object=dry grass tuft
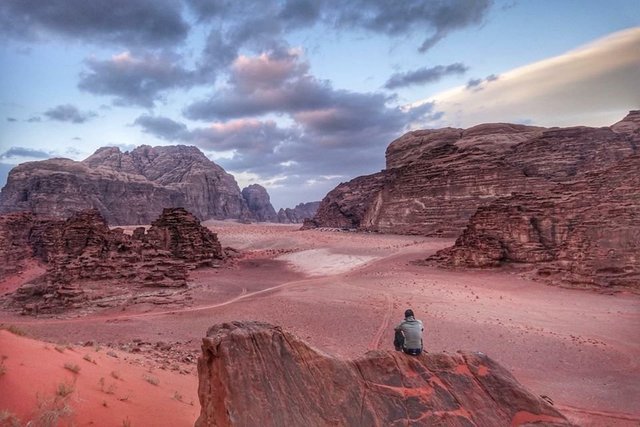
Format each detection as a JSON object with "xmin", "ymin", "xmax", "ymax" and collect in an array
[
  {"xmin": 63, "ymin": 363, "xmax": 81, "ymax": 374},
  {"xmin": 143, "ymin": 373, "xmax": 159, "ymax": 386},
  {"xmin": 0, "ymin": 324, "xmax": 27, "ymax": 336}
]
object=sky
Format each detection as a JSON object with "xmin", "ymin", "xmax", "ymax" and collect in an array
[{"xmin": 0, "ymin": 1, "xmax": 638, "ymax": 210}]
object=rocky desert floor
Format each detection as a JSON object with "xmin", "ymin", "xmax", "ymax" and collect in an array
[{"xmin": 1, "ymin": 222, "xmax": 639, "ymax": 426}]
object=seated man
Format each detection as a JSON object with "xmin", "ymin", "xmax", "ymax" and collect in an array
[{"xmin": 394, "ymin": 309, "xmax": 423, "ymax": 356}]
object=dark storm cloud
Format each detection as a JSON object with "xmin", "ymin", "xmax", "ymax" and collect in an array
[
  {"xmin": 43, "ymin": 104, "xmax": 97, "ymax": 123},
  {"xmin": 385, "ymin": 63, "xmax": 469, "ymax": 89},
  {"xmin": 78, "ymin": 52, "xmax": 196, "ymax": 107},
  {"xmin": 0, "ymin": 147, "xmax": 51, "ymax": 160},
  {"xmin": 187, "ymin": 0, "xmax": 492, "ymax": 55},
  {"xmin": 0, "ymin": 0, "xmax": 189, "ymax": 47}
]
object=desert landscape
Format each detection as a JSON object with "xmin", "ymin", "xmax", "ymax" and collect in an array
[
  {"xmin": 1, "ymin": 2, "xmax": 639, "ymax": 425},
  {"xmin": 1, "ymin": 220, "xmax": 638, "ymax": 426}
]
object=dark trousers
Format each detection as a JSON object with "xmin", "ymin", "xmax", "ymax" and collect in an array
[{"xmin": 403, "ymin": 348, "xmax": 422, "ymax": 356}]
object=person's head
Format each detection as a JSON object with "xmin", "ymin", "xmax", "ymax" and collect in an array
[{"xmin": 404, "ymin": 309, "xmax": 414, "ymax": 319}]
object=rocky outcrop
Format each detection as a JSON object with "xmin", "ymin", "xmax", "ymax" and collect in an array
[
  {"xmin": 309, "ymin": 112, "xmax": 638, "ymax": 236},
  {"xmin": 277, "ymin": 201, "xmax": 320, "ymax": 224},
  {"xmin": 429, "ymin": 154, "xmax": 640, "ymax": 291},
  {"xmin": 1, "ymin": 208, "xmax": 225, "ymax": 313},
  {"xmin": 241, "ymin": 184, "xmax": 278, "ymax": 222},
  {"xmin": 196, "ymin": 321, "xmax": 571, "ymax": 427},
  {"xmin": 0, "ymin": 145, "xmax": 251, "ymax": 225}
]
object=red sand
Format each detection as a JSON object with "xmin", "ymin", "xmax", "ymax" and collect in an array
[{"xmin": 1, "ymin": 222, "xmax": 639, "ymax": 426}]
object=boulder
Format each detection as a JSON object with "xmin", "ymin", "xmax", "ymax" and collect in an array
[{"xmin": 196, "ymin": 321, "xmax": 571, "ymax": 427}]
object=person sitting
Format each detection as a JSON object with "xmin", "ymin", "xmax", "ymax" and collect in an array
[{"xmin": 394, "ymin": 309, "xmax": 423, "ymax": 356}]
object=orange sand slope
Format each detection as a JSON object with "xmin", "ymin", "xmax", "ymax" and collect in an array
[{"xmin": 0, "ymin": 330, "xmax": 198, "ymax": 426}]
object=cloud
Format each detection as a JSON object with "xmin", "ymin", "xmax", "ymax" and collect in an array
[
  {"xmin": 385, "ymin": 63, "xmax": 468, "ymax": 89},
  {"xmin": 78, "ymin": 51, "xmax": 196, "ymax": 107},
  {"xmin": 0, "ymin": 0, "xmax": 189, "ymax": 47},
  {"xmin": 27, "ymin": 116, "xmax": 42, "ymax": 123},
  {"xmin": 187, "ymin": 0, "xmax": 492, "ymax": 57},
  {"xmin": 0, "ymin": 146, "xmax": 51, "ymax": 161},
  {"xmin": 6, "ymin": 117, "xmax": 17, "ymax": 122},
  {"xmin": 134, "ymin": 115, "xmax": 189, "ymax": 141},
  {"xmin": 419, "ymin": 28, "xmax": 640, "ymax": 128},
  {"xmin": 43, "ymin": 104, "xmax": 97, "ymax": 123},
  {"xmin": 465, "ymin": 73, "xmax": 499, "ymax": 90}
]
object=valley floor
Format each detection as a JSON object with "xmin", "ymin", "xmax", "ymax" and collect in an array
[{"xmin": 1, "ymin": 222, "xmax": 639, "ymax": 426}]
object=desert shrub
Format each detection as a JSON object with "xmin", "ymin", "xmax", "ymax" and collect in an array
[
  {"xmin": 82, "ymin": 354, "xmax": 96, "ymax": 364},
  {"xmin": 143, "ymin": 373, "xmax": 159, "ymax": 386},
  {"xmin": 56, "ymin": 381, "xmax": 75, "ymax": 398},
  {"xmin": 110, "ymin": 370, "xmax": 121, "ymax": 380},
  {"xmin": 0, "ymin": 409, "xmax": 22, "ymax": 427},
  {"xmin": 63, "ymin": 363, "xmax": 80, "ymax": 374},
  {"xmin": 0, "ymin": 355, "xmax": 7, "ymax": 376},
  {"xmin": 32, "ymin": 392, "xmax": 74, "ymax": 427},
  {"xmin": 0, "ymin": 324, "xmax": 27, "ymax": 336}
]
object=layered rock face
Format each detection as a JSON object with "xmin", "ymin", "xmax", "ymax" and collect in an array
[
  {"xmin": 277, "ymin": 201, "xmax": 320, "ymax": 224},
  {"xmin": 241, "ymin": 184, "xmax": 278, "ymax": 222},
  {"xmin": 429, "ymin": 154, "xmax": 640, "ymax": 290},
  {"xmin": 1, "ymin": 208, "xmax": 224, "ymax": 313},
  {"xmin": 0, "ymin": 145, "xmax": 251, "ymax": 225},
  {"xmin": 196, "ymin": 321, "xmax": 570, "ymax": 427},
  {"xmin": 309, "ymin": 112, "xmax": 639, "ymax": 236}
]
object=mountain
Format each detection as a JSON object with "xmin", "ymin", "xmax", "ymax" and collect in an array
[
  {"xmin": 0, "ymin": 145, "xmax": 251, "ymax": 225},
  {"xmin": 306, "ymin": 112, "xmax": 639, "ymax": 236},
  {"xmin": 277, "ymin": 201, "xmax": 320, "ymax": 224},
  {"xmin": 241, "ymin": 184, "xmax": 278, "ymax": 222},
  {"xmin": 196, "ymin": 321, "xmax": 571, "ymax": 426}
]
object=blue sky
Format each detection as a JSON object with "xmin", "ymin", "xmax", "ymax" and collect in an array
[{"xmin": 0, "ymin": 0, "xmax": 638, "ymax": 209}]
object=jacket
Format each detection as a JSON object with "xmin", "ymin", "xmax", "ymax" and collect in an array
[{"xmin": 395, "ymin": 316, "xmax": 423, "ymax": 349}]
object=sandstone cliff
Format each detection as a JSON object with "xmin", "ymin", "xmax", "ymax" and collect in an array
[
  {"xmin": 0, "ymin": 145, "xmax": 251, "ymax": 225},
  {"xmin": 428, "ymin": 154, "xmax": 640, "ymax": 291},
  {"xmin": 309, "ymin": 112, "xmax": 639, "ymax": 236},
  {"xmin": 277, "ymin": 201, "xmax": 320, "ymax": 224},
  {"xmin": 241, "ymin": 184, "xmax": 278, "ymax": 222},
  {"xmin": 196, "ymin": 321, "xmax": 571, "ymax": 427},
  {"xmin": 1, "ymin": 208, "xmax": 224, "ymax": 314}
]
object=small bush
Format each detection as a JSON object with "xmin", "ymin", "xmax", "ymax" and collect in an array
[
  {"xmin": 173, "ymin": 391, "xmax": 183, "ymax": 402},
  {"xmin": 54, "ymin": 345, "xmax": 66, "ymax": 354},
  {"xmin": 143, "ymin": 374, "xmax": 159, "ymax": 386},
  {"xmin": 56, "ymin": 381, "xmax": 75, "ymax": 398},
  {"xmin": 0, "ymin": 324, "xmax": 27, "ymax": 336},
  {"xmin": 83, "ymin": 354, "xmax": 96, "ymax": 364},
  {"xmin": 110, "ymin": 370, "xmax": 121, "ymax": 380},
  {"xmin": 33, "ymin": 392, "xmax": 74, "ymax": 427},
  {"xmin": 0, "ymin": 410, "xmax": 21, "ymax": 427},
  {"xmin": 63, "ymin": 363, "xmax": 81, "ymax": 374},
  {"xmin": 0, "ymin": 355, "xmax": 7, "ymax": 376},
  {"xmin": 122, "ymin": 417, "xmax": 132, "ymax": 427}
]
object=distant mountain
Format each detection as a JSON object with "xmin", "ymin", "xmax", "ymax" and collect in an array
[
  {"xmin": 277, "ymin": 201, "xmax": 320, "ymax": 224},
  {"xmin": 0, "ymin": 145, "xmax": 251, "ymax": 225}
]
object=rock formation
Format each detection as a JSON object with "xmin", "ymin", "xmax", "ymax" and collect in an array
[
  {"xmin": 308, "ymin": 112, "xmax": 639, "ymax": 235},
  {"xmin": 196, "ymin": 321, "xmax": 571, "ymax": 426},
  {"xmin": 428, "ymin": 154, "xmax": 640, "ymax": 291},
  {"xmin": 1, "ymin": 208, "xmax": 225, "ymax": 313},
  {"xmin": 241, "ymin": 184, "xmax": 278, "ymax": 222},
  {"xmin": 0, "ymin": 145, "xmax": 251, "ymax": 225},
  {"xmin": 277, "ymin": 201, "xmax": 320, "ymax": 224}
]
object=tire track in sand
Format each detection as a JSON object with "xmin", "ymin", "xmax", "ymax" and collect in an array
[{"xmin": 369, "ymin": 292, "xmax": 392, "ymax": 350}]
